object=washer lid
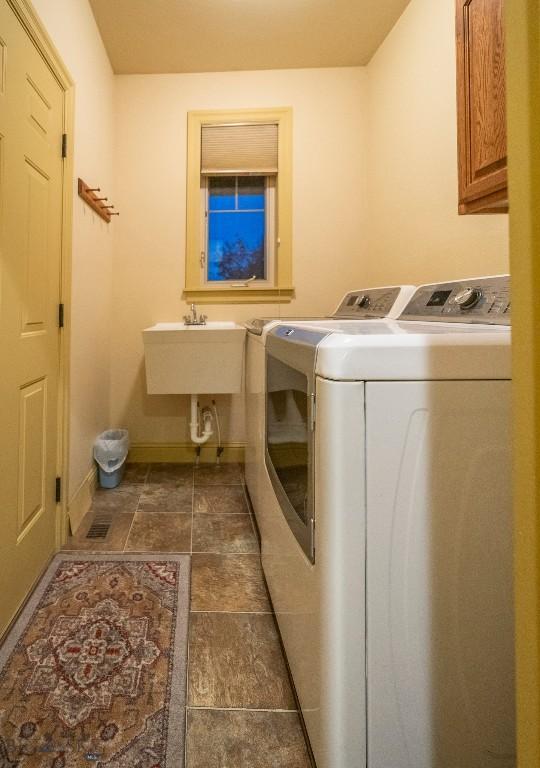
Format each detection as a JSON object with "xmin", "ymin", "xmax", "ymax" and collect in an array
[{"xmin": 311, "ymin": 320, "xmax": 511, "ymax": 381}]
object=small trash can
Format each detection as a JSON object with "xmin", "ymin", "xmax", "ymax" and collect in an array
[{"xmin": 93, "ymin": 429, "xmax": 129, "ymax": 489}]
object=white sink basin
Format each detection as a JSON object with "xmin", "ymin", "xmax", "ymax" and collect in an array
[
  {"xmin": 142, "ymin": 321, "xmax": 246, "ymax": 394},
  {"xmin": 148, "ymin": 321, "xmax": 239, "ymax": 331}
]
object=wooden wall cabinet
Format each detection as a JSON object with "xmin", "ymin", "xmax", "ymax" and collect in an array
[{"xmin": 456, "ymin": 0, "xmax": 508, "ymax": 214}]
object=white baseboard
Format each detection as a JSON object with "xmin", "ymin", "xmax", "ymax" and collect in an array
[
  {"xmin": 68, "ymin": 465, "xmax": 98, "ymax": 534},
  {"xmin": 128, "ymin": 442, "xmax": 245, "ymax": 464}
]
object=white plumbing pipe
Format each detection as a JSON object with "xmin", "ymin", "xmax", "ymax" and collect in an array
[{"xmin": 190, "ymin": 394, "xmax": 213, "ymax": 445}]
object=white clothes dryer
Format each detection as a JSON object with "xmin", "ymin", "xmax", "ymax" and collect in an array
[{"xmin": 263, "ymin": 275, "xmax": 514, "ymax": 768}]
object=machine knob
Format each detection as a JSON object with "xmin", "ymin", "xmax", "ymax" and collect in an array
[
  {"xmin": 454, "ymin": 287, "xmax": 483, "ymax": 310},
  {"xmin": 357, "ymin": 294, "xmax": 370, "ymax": 309}
]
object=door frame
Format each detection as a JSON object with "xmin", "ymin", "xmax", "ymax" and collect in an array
[
  {"xmin": 6, "ymin": 0, "xmax": 74, "ymax": 549},
  {"xmin": 506, "ymin": 0, "xmax": 540, "ymax": 764}
]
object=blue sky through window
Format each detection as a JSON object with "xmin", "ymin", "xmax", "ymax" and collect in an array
[{"xmin": 207, "ymin": 176, "xmax": 266, "ymax": 281}]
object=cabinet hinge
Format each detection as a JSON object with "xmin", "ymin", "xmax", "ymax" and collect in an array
[
  {"xmin": 55, "ymin": 477, "xmax": 62, "ymax": 503},
  {"xmin": 61, "ymin": 133, "xmax": 67, "ymax": 159},
  {"xmin": 58, "ymin": 303, "xmax": 64, "ymax": 329},
  {"xmin": 310, "ymin": 393, "xmax": 316, "ymax": 430}
]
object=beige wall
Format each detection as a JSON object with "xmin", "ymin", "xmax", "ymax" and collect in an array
[
  {"xmin": 31, "ymin": 0, "xmax": 115, "ymax": 495},
  {"xmin": 112, "ymin": 68, "xmax": 369, "ymax": 446},
  {"xmin": 31, "ymin": 0, "xmax": 511, "ymax": 460},
  {"xmin": 364, "ymin": 0, "xmax": 509, "ymax": 286}
]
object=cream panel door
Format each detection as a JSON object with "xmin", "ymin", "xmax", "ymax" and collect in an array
[{"xmin": 0, "ymin": 0, "xmax": 64, "ymax": 635}]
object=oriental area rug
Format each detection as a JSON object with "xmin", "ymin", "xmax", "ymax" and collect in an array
[{"xmin": 0, "ymin": 553, "xmax": 190, "ymax": 767}]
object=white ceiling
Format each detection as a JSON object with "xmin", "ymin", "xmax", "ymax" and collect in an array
[{"xmin": 88, "ymin": 0, "xmax": 411, "ymax": 75}]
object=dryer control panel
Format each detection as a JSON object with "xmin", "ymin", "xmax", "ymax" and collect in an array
[
  {"xmin": 333, "ymin": 285, "xmax": 412, "ymax": 319},
  {"xmin": 400, "ymin": 275, "xmax": 510, "ymax": 325}
]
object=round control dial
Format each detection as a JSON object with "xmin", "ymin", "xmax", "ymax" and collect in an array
[
  {"xmin": 454, "ymin": 287, "xmax": 483, "ymax": 310},
  {"xmin": 356, "ymin": 295, "xmax": 370, "ymax": 309}
]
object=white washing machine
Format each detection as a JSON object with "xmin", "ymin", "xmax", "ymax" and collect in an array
[
  {"xmin": 263, "ymin": 275, "xmax": 514, "ymax": 768},
  {"xmin": 244, "ymin": 284, "xmax": 416, "ymax": 543}
]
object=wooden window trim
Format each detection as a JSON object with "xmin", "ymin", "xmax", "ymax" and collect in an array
[{"xmin": 185, "ymin": 107, "xmax": 293, "ymax": 304}]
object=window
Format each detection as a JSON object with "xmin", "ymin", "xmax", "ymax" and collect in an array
[
  {"xmin": 185, "ymin": 108, "xmax": 293, "ymax": 303},
  {"xmin": 204, "ymin": 175, "xmax": 274, "ymax": 285}
]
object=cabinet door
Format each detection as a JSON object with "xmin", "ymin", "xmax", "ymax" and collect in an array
[{"xmin": 456, "ymin": 0, "xmax": 508, "ymax": 214}]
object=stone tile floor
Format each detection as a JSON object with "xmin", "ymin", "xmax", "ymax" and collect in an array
[{"xmin": 63, "ymin": 462, "xmax": 313, "ymax": 767}]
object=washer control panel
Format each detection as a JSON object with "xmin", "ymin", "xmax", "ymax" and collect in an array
[
  {"xmin": 334, "ymin": 286, "xmax": 402, "ymax": 318},
  {"xmin": 400, "ymin": 275, "xmax": 510, "ymax": 325}
]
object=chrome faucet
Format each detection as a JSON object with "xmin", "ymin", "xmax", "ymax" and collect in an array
[{"xmin": 183, "ymin": 303, "xmax": 207, "ymax": 326}]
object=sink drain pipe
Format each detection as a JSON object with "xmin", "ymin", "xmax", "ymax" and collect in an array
[
  {"xmin": 190, "ymin": 394, "xmax": 213, "ymax": 446},
  {"xmin": 212, "ymin": 400, "xmax": 224, "ymax": 464}
]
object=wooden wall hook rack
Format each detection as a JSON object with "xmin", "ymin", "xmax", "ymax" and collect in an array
[{"xmin": 78, "ymin": 178, "xmax": 120, "ymax": 223}]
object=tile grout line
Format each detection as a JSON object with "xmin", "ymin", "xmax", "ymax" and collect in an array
[
  {"xmin": 190, "ymin": 551, "xmax": 261, "ymax": 556},
  {"xmin": 122, "ymin": 489, "xmax": 143, "ymax": 552},
  {"xmin": 104, "ymin": 510, "xmax": 248, "ymax": 516},
  {"xmin": 190, "ymin": 551, "xmax": 262, "ymax": 564},
  {"xmin": 192, "ymin": 511, "xmax": 251, "ymax": 516},
  {"xmin": 118, "ymin": 464, "xmax": 151, "ymax": 552},
  {"xmin": 192, "ymin": 550, "xmax": 259, "ymax": 555},
  {"xmin": 63, "ymin": 548, "xmax": 261, "ymax": 556},
  {"xmin": 242, "ymin": 482, "xmax": 260, "ymax": 544},
  {"xmin": 185, "ymin": 464, "xmax": 195, "ymax": 768},
  {"xmin": 190, "ymin": 465, "xmax": 195, "ymax": 556},
  {"xmin": 190, "ymin": 610, "xmax": 274, "ymax": 615},
  {"xmin": 187, "ymin": 706, "xmax": 299, "ymax": 714},
  {"xmin": 192, "ymin": 511, "xmax": 251, "ymax": 515}
]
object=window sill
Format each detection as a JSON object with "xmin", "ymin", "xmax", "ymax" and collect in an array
[{"xmin": 183, "ymin": 287, "xmax": 294, "ymax": 304}]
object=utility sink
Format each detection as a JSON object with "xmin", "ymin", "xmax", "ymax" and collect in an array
[{"xmin": 142, "ymin": 322, "xmax": 246, "ymax": 394}]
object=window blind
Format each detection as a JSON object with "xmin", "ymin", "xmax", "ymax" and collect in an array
[{"xmin": 201, "ymin": 123, "xmax": 278, "ymax": 175}]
